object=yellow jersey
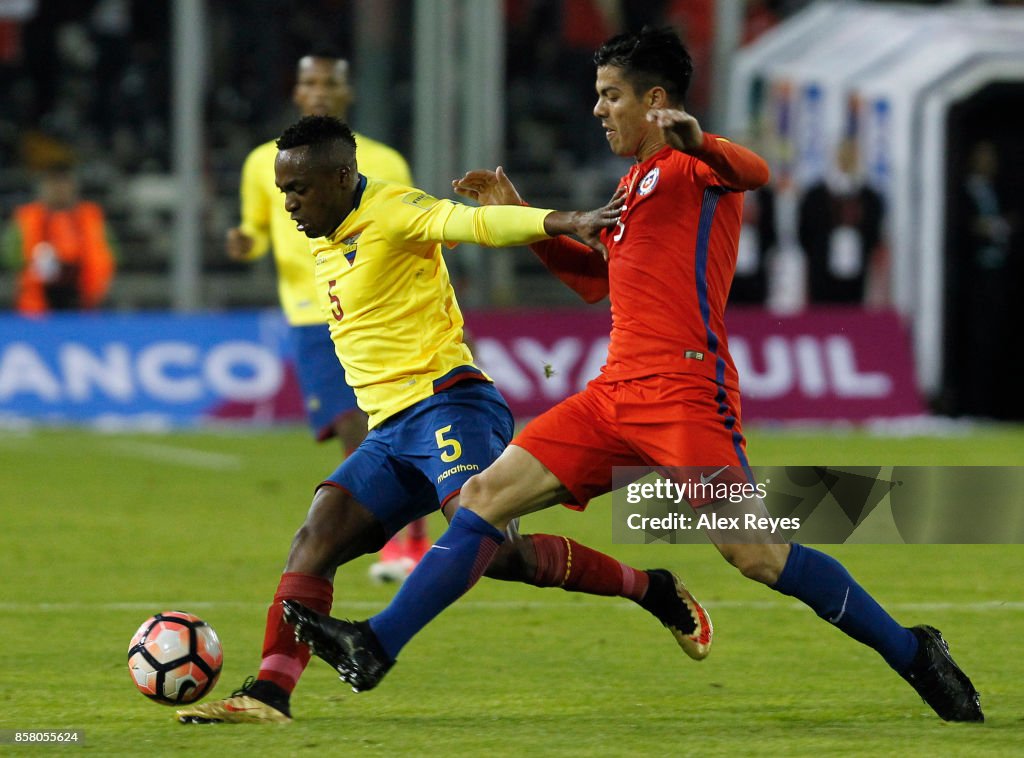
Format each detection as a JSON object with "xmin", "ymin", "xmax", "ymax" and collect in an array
[
  {"xmin": 237, "ymin": 132, "xmax": 412, "ymax": 325},
  {"xmin": 311, "ymin": 176, "xmax": 553, "ymax": 428}
]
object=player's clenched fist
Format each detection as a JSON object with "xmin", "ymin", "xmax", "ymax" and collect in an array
[
  {"xmin": 225, "ymin": 227, "xmax": 255, "ymax": 260},
  {"xmin": 647, "ymin": 107, "xmax": 704, "ymax": 152}
]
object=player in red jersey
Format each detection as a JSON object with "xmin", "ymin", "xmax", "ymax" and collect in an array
[{"xmin": 284, "ymin": 27, "xmax": 982, "ymax": 723}]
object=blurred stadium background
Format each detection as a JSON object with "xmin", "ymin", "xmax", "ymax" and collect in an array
[
  {"xmin": 2, "ymin": 0, "xmax": 1022, "ymax": 432},
  {"xmin": 0, "ymin": 0, "xmax": 1019, "ymax": 430}
]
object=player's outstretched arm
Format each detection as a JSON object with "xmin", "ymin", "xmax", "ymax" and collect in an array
[
  {"xmin": 648, "ymin": 108, "xmax": 769, "ymax": 191},
  {"xmin": 453, "ymin": 168, "xmax": 612, "ymax": 301},
  {"xmin": 453, "ymin": 167, "xmax": 624, "ymax": 249}
]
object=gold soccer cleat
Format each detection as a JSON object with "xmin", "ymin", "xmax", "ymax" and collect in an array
[{"xmin": 176, "ymin": 679, "xmax": 291, "ymax": 725}]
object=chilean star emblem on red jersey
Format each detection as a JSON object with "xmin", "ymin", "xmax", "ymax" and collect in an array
[{"xmin": 637, "ymin": 167, "xmax": 660, "ymax": 197}]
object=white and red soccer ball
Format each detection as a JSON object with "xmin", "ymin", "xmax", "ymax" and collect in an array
[{"xmin": 127, "ymin": 611, "xmax": 223, "ymax": 705}]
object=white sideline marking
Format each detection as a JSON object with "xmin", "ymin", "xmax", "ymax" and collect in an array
[
  {"xmin": 0, "ymin": 435, "xmax": 241, "ymax": 470},
  {"xmin": 102, "ymin": 440, "xmax": 242, "ymax": 470},
  {"xmin": 2, "ymin": 600, "xmax": 1023, "ymax": 613}
]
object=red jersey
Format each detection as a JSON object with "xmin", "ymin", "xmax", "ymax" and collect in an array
[{"xmin": 533, "ymin": 134, "xmax": 769, "ymax": 390}]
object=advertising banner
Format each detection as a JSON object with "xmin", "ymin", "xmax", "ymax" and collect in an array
[
  {"xmin": 468, "ymin": 306, "xmax": 924, "ymax": 421},
  {"xmin": 0, "ymin": 307, "xmax": 923, "ymax": 428},
  {"xmin": 724, "ymin": 307, "xmax": 924, "ymax": 420},
  {"xmin": 0, "ymin": 312, "xmax": 303, "ymax": 430}
]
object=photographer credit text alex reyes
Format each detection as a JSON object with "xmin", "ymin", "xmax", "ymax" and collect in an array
[{"xmin": 620, "ymin": 472, "xmax": 798, "ymax": 541}]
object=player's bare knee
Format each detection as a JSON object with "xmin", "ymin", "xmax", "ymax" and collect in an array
[
  {"xmin": 458, "ymin": 471, "xmax": 488, "ymax": 507},
  {"xmin": 460, "ymin": 470, "xmax": 510, "ymax": 524}
]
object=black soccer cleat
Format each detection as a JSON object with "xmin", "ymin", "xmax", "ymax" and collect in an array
[
  {"xmin": 281, "ymin": 600, "xmax": 394, "ymax": 693},
  {"xmin": 901, "ymin": 625, "xmax": 983, "ymax": 722},
  {"xmin": 636, "ymin": 569, "xmax": 713, "ymax": 660}
]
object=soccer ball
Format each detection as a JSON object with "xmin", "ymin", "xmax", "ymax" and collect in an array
[{"xmin": 127, "ymin": 611, "xmax": 223, "ymax": 705}]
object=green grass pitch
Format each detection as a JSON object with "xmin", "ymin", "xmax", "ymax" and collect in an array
[{"xmin": 1, "ymin": 425, "xmax": 1021, "ymax": 756}]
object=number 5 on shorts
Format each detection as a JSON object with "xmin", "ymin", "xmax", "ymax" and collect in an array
[{"xmin": 434, "ymin": 425, "xmax": 462, "ymax": 463}]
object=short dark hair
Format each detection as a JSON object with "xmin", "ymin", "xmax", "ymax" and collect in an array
[
  {"xmin": 594, "ymin": 27, "xmax": 693, "ymax": 104},
  {"xmin": 276, "ymin": 115, "xmax": 357, "ymax": 166}
]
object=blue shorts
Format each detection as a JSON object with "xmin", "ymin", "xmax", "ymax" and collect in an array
[
  {"xmin": 289, "ymin": 324, "xmax": 359, "ymax": 441},
  {"xmin": 320, "ymin": 381, "xmax": 513, "ymax": 537}
]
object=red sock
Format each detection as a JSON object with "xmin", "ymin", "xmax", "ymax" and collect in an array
[
  {"xmin": 528, "ymin": 534, "xmax": 649, "ymax": 601},
  {"xmin": 405, "ymin": 518, "xmax": 431, "ymax": 562},
  {"xmin": 407, "ymin": 517, "xmax": 429, "ymax": 540},
  {"xmin": 379, "ymin": 534, "xmax": 404, "ymax": 562},
  {"xmin": 256, "ymin": 572, "xmax": 333, "ymax": 694}
]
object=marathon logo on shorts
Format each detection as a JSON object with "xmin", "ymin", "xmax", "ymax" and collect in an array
[
  {"xmin": 637, "ymin": 167, "xmax": 660, "ymax": 196},
  {"xmin": 437, "ymin": 463, "xmax": 481, "ymax": 484},
  {"xmin": 403, "ymin": 191, "xmax": 440, "ymax": 211}
]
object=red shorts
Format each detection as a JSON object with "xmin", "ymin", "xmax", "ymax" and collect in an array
[{"xmin": 512, "ymin": 374, "xmax": 750, "ymax": 509}]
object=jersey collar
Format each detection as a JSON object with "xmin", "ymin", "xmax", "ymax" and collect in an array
[
  {"xmin": 351, "ymin": 173, "xmax": 368, "ymax": 210},
  {"xmin": 635, "ymin": 144, "xmax": 673, "ymax": 169},
  {"xmin": 328, "ymin": 174, "xmax": 368, "ymax": 243}
]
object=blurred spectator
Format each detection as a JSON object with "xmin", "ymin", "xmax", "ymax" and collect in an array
[
  {"xmin": 732, "ymin": 122, "xmax": 781, "ymax": 305},
  {"xmin": 0, "ymin": 0, "xmax": 35, "ymax": 64},
  {"xmin": 2, "ymin": 161, "xmax": 117, "ymax": 314},
  {"xmin": 959, "ymin": 140, "xmax": 1011, "ymax": 277},
  {"xmin": 797, "ymin": 136, "xmax": 886, "ymax": 305},
  {"xmin": 732, "ymin": 181, "xmax": 777, "ymax": 304},
  {"xmin": 949, "ymin": 139, "xmax": 1014, "ymax": 415}
]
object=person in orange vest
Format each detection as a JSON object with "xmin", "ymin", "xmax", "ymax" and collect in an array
[{"xmin": 3, "ymin": 162, "xmax": 117, "ymax": 314}]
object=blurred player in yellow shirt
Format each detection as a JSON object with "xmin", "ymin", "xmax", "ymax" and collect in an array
[{"xmin": 227, "ymin": 52, "xmax": 425, "ymax": 583}]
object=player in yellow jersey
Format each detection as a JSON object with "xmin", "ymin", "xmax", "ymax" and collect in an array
[
  {"xmin": 176, "ymin": 115, "xmax": 713, "ymax": 724},
  {"xmin": 228, "ymin": 51, "xmax": 427, "ymax": 583}
]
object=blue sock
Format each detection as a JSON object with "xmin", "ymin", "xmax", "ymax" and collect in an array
[
  {"xmin": 369, "ymin": 508, "xmax": 504, "ymax": 660},
  {"xmin": 773, "ymin": 543, "xmax": 918, "ymax": 673}
]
